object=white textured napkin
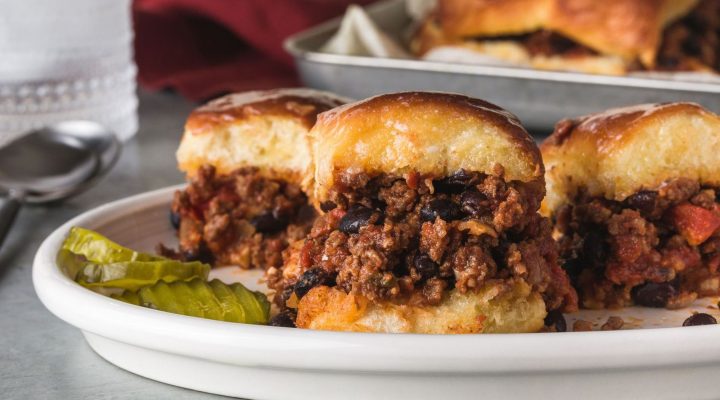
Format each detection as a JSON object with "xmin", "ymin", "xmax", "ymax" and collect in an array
[
  {"xmin": 321, "ymin": 4, "xmax": 411, "ymax": 58},
  {"xmin": 0, "ymin": 0, "xmax": 138, "ymax": 148}
]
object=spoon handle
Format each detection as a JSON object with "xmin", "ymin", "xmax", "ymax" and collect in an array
[{"xmin": 0, "ymin": 192, "xmax": 22, "ymax": 250}]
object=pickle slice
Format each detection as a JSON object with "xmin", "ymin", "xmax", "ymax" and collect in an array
[
  {"xmin": 77, "ymin": 260, "xmax": 210, "ymax": 291},
  {"xmin": 232, "ymin": 282, "xmax": 269, "ymax": 323},
  {"xmin": 62, "ymin": 227, "xmax": 164, "ymax": 264},
  {"xmin": 208, "ymin": 279, "xmax": 246, "ymax": 322},
  {"xmin": 58, "ymin": 227, "xmax": 210, "ymax": 291},
  {"xmin": 113, "ymin": 279, "xmax": 270, "ymax": 324},
  {"xmin": 60, "ymin": 227, "xmax": 269, "ymax": 324}
]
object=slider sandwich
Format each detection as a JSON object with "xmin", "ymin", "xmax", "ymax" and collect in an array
[
  {"xmin": 542, "ymin": 102, "xmax": 720, "ymax": 309},
  {"xmin": 412, "ymin": 0, "xmax": 720, "ymax": 75},
  {"xmin": 167, "ymin": 89, "xmax": 347, "ymax": 269},
  {"xmin": 270, "ymin": 92, "xmax": 578, "ymax": 333}
]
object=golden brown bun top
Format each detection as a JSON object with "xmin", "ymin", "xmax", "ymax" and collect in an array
[
  {"xmin": 410, "ymin": 16, "xmax": 630, "ymax": 76},
  {"xmin": 310, "ymin": 91, "xmax": 543, "ymax": 202},
  {"xmin": 541, "ymin": 102, "xmax": 720, "ymax": 214},
  {"xmin": 185, "ymin": 88, "xmax": 348, "ymax": 135},
  {"xmin": 177, "ymin": 89, "xmax": 348, "ymax": 183},
  {"xmin": 439, "ymin": 0, "xmax": 551, "ymax": 38},
  {"xmin": 438, "ymin": 0, "xmax": 699, "ymax": 66}
]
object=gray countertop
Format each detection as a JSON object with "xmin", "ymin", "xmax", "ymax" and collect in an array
[{"xmin": 0, "ymin": 91, "xmax": 228, "ymax": 399}]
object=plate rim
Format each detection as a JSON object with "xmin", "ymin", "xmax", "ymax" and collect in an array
[{"xmin": 32, "ymin": 185, "xmax": 720, "ymax": 374}]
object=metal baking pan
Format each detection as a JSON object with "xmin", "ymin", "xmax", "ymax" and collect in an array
[{"xmin": 284, "ymin": 0, "xmax": 720, "ymax": 132}]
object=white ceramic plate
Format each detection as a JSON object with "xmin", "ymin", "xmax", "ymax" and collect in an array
[{"xmin": 34, "ymin": 186, "xmax": 720, "ymax": 400}]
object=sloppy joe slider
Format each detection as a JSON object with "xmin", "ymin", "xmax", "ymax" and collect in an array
[
  {"xmin": 270, "ymin": 92, "xmax": 578, "ymax": 333},
  {"xmin": 166, "ymin": 89, "xmax": 347, "ymax": 269},
  {"xmin": 412, "ymin": 0, "xmax": 719, "ymax": 75},
  {"xmin": 542, "ymin": 102, "xmax": 720, "ymax": 309}
]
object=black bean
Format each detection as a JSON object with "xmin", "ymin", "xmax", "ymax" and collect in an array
[
  {"xmin": 632, "ymin": 282, "xmax": 676, "ymax": 308},
  {"xmin": 182, "ymin": 244, "xmax": 214, "ymax": 264},
  {"xmin": 460, "ymin": 189, "xmax": 486, "ymax": 216},
  {"xmin": 433, "ymin": 170, "xmax": 475, "ymax": 194},
  {"xmin": 169, "ymin": 210, "xmax": 181, "ymax": 230},
  {"xmin": 197, "ymin": 246, "xmax": 214, "ymax": 264},
  {"xmin": 433, "ymin": 181, "xmax": 464, "ymax": 194},
  {"xmin": 182, "ymin": 250, "xmax": 197, "ymax": 261},
  {"xmin": 683, "ymin": 313, "xmax": 717, "ymax": 327},
  {"xmin": 544, "ymin": 310, "xmax": 567, "ymax": 332},
  {"xmin": 339, "ymin": 206, "xmax": 377, "ymax": 234},
  {"xmin": 296, "ymin": 204, "xmax": 317, "ymax": 224},
  {"xmin": 625, "ymin": 190, "xmax": 658, "ymax": 215},
  {"xmin": 582, "ymin": 230, "xmax": 608, "ymax": 264},
  {"xmin": 413, "ymin": 254, "xmax": 439, "ymax": 281},
  {"xmin": 269, "ymin": 311, "xmax": 296, "ymax": 328},
  {"xmin": 561, "ymin": 258, "xmax": 582, "ymax": 283},
  {"xmin": 277, "ymin": 287, "xmax": 295, "ymax": 306},
  {"xmin": 393, "ymin": 256, "xmax": 410, "ymax": 277},
  {"xmin": 320, "ymin": 201, "xmax": 337, "ymax": 212},
  {"xmin": 420, "ymin": 199, "xmax": 462, "ymax": 222},
  {"xmin": 272, "ymin": 205, "xmax": 294, "ymax": 221},
  {"xmin": 293, "ymin": 268, "xmax": 334, "ymax": 299},
  {"xmin": 250, "ymin": 211, "xmax": 288, "ymax": 234}
]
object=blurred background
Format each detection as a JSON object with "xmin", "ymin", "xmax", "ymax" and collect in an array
[
  {"xmin": 130, "ymin": 0, "xmax": 720, "ymax": 131},
  {"xmin": 132, "ymin": 0, "xmax": 375, "ymax": 101},
  {"xmin": 2, "ymin": 0, "xmax": 717, "ymax": 143},
  {"xmin": 0, "ymin": 0, "xmax": 374, "ymax": 147}
]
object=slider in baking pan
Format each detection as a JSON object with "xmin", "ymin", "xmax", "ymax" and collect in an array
[{"xmin": 413, "ymin": 0, "xmax": 720, "ymax": 75}]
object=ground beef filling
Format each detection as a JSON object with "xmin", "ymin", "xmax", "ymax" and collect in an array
[
  {"xmin": 556, "ymin": 178, "xmax": 720, "ymax": 309},
  {"xmin": 166, "ymin": 165, "xmax": 314, "ymax": 269},
  {"xmin": 274, "ymin": 167, "xmax": 577, "ymax": 312},
  {"xmin": 475, "ymin": 30, "xmax": 598, "ymax": 58}
]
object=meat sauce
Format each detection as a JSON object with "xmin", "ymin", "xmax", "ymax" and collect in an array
[
  {"xmin": 556, "ymin": 178, "xmax": 720, "ymax": 309},
  {"xmin": 273, "ymin": 167, "xmax": 578, "ymax": 312},
  {"xmin": 165, "ymin": 165, "xmax": 315, "ymax": 269}
]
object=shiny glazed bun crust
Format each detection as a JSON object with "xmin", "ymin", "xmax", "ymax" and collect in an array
[
  {"xmin": 439, "ymin": 0, "xmax": 551, "ymax": 38},
  {"xmin": 541, "ymin": 102, "xmax": 720, "ymax": 215},
  {"xmin": 177, "ymin": 88, "xmax": 348, "ymax": 184},
  {"xmin": 309, "ymin": 91, "xmax": 544, "ymax": 203},
  {"xmin": 437, "ymin": 0, "xmax": 698, "ymax": 67}
]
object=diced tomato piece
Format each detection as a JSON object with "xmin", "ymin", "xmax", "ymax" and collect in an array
[
  {"xmin": 405, "ymin": 171, "xmax": 420, "ymax": 190},
  {"xmin": 299, "ymin": 241, "xmax": 315, "ymax": 269},
  {"xmin": 670, "ymin": 203, "xmax": 720, "ymax": 246}
]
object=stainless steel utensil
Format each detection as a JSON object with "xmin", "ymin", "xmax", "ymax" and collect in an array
[{"xmin": 0, "ymin": 121, "xmax": 121, "ymax": 249}]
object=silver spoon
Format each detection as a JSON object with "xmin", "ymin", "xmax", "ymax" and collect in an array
[{"xmin": 0, "ymin": 121, "xmax": 121, "ymax": 249}]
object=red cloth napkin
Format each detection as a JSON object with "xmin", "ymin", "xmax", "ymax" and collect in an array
[{"xmin": 133, "ymin": 0, "xmax": 375, "ymax": 101}]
